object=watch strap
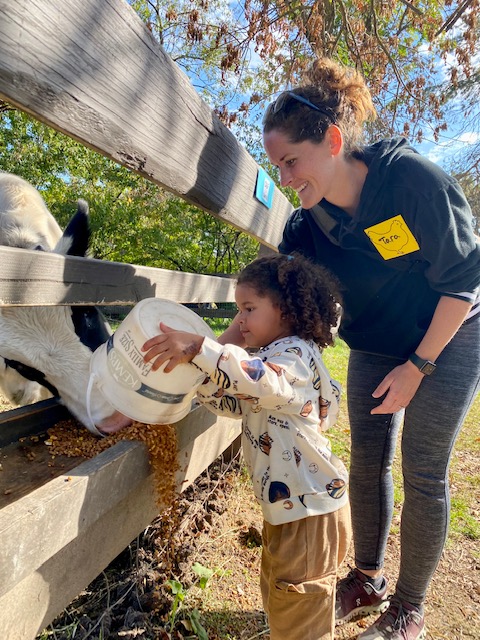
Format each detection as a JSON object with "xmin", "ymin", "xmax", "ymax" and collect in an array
[{"xmin": 408, "ymin": 352, "xmax": 436, "ymax": 375}]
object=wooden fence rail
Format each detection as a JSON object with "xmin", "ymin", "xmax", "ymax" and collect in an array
[
  {"xmin": 0, "ymin": 0, "xmax": 293, "ymax": 249},
  {"xmin": 0, "ymin": 245, "xmax": 236, "ymax": 306}
]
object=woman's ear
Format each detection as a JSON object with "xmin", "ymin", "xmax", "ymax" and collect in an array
[{"xmin": 327, "ymin": 124, "xmax": 343, "ymax": 156}]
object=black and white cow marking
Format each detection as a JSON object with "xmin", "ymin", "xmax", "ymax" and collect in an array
[{"xmin": 0, "ymin": 172, "xmax": 132, "ymax": 434}]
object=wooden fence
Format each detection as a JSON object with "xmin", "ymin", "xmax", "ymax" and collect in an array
[{"xmin": 0, "ymin": 1, "xmax": 293, "ymax": 638}]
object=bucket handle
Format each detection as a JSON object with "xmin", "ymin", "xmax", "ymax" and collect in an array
[{"xmin": 85, "ymin": 372, "xmax": 107, "ymax": 437}]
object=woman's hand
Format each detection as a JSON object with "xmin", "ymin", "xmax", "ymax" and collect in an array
[
  {"xmin": 371, "ymin": 296, "xmax": 473, "ymax": 414},
  {"xmin": 370, "ymin": 360, "xmax": 424, "ymax": 414},
  {"xmin": 142, "ymin": 322, "xmax": 204, "ymax": 372}
]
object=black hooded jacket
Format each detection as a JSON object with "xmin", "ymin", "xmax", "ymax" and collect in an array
[{"xmin": 279, "ymin": 137, "xmax": 480, "ymax": 359}]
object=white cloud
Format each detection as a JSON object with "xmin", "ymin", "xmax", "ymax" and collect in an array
[{"xmin": 419, "ymin": 130, "xmax": 479, "ymax": 166}]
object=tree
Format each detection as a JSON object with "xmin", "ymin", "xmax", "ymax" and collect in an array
[
  {"xmin": 132, "ymin": 1, "xmax": 477, "ymax": 138},
  {"xmin": 455, "ymin": 173, "xmax": 480, "ymax": 232},
  {"xmin": 0, "ymin": 107, "xmax": 259, "ymax": 274}
]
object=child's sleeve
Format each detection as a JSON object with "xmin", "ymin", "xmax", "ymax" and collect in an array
[
  {"xmin": 193, "ymin": 337, "xmax": 316, "ymax": 414},
  {"xmin": 319, "ymin": 377, "xmax": 341, "ymax": 432},
  {"xmin": 195, "ymin": 377, "xmax": 243, "ymax": 418}
]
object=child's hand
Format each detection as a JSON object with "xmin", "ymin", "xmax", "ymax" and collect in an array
[
  {"xmin": 142, "ymin": 322, "xmax": 204, "ymax": 372},
  {"xmin": 217, "ymin": 312, "xmax": 246, "ymax": 347}
]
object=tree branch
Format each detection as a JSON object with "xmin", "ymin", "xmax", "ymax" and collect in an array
[
  {"xmin": 369, "ymin": 0, "xmax": 426, "ymax": 106},
  {"xmin": 398, "ymin": 0, "xmax": 424, "ymax": 16},
  {"xmin": 336, "ymin": 0, "xmax": 362, "ymax": 63},
  {"xmin": 435, "ymin": 0, "xmax": 475, "ymax": 36}
]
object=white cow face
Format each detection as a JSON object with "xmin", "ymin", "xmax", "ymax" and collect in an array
[
  {"xmin": 0, "ymin": 304, "xmax": 132, "ymax": 434},
  {"xmin": 0, "ymin": 171, "xmax": 63, "ymax": 250},
  {"xmin": 0, "ymin": 172, "xmax": 64, "ymax": 405},
  {"xmin": 0, "ymin": 173, "xmax": 132, "ymax": 434}
]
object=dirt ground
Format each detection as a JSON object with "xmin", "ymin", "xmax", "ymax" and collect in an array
[{"xmin": 39, "ymin": 447, "xmax": 480, "ymax": 640}]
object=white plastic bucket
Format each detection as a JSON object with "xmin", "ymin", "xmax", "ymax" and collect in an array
[{"xmin": 89, "ymin": 298, "xmax": 216, "ymax": 424}]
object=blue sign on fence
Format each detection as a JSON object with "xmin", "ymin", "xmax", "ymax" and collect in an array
[{"xmin": 255, "ymin": 167, "xmax": 274, "ymax": 209}]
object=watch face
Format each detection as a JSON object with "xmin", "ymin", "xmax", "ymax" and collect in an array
[{"xmin": 420, "ymin": 362, "xmax": 436, "ymax": 375}]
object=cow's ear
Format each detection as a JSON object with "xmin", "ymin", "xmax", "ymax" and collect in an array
[{"xmin": 54, "ymin": 199, "xmax": 91, "ymax": 257}]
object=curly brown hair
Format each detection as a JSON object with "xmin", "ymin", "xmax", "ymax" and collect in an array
[
  {"xmin": 236, "ymin": 253, "xmax": 342, "ymax": 348},
  {"xmin": 263, "ymin": 57, "xmax": 376, "ymax": 157}
]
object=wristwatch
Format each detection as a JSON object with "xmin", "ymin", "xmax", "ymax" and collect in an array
[{"xmin": 408, "ymin": 353, "xmax": 437, "ymax": 375}]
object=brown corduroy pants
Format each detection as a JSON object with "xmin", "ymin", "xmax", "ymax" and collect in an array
[{"xmin": 261, "ymin": 503, "xmax": 352, "ymax": 640}]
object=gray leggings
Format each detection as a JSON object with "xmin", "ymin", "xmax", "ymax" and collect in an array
[{"xmin": 347, "ymin": 317, "xmax": 480, "ymax": 606}]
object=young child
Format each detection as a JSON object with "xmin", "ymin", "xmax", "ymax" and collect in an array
[{"xmin": 142, "ymin": 253, "xmax": 352, "ymax": 640}]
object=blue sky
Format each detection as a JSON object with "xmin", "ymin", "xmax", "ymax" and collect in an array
[
  {"xmin": 130, "ymin": 1, "xmax": 478, "ymax": 175},
  {"xmin": 414, "ymin": 46, "xmax": 479, "ymax": 170}
]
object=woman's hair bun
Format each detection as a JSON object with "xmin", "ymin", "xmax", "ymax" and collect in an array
[{"xmin": 303, "ymin": 57, "xmax": 376, "ymax": 127}]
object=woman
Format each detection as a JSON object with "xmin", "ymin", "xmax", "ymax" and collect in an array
[{"xmin": 261, "ymin": 57, "xmax": 480, "ymax": 640}]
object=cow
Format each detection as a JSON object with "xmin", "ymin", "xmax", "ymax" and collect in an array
[
  {"xmin": 0, "ymin": 172, "xmax": 64, "ymax": 405},
  {"xmin": 0, "ymin": 172, "xmax": 132, "ymax": 435},
  {"xmin": 0, "ymin": 171, "xmax": 63, "ymax": 250}
]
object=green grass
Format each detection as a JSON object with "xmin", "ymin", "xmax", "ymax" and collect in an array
[
  {"xmin": 448, "ymin": 400, "xmax": 480, "ymax": 541},
  {"xmin": 205, "ymin": 317, "xmax": 231, "ymax": 336},
  {"xmin": 322, "ymin": 339, "xmax": 352, "ymax": 462},
  {"xmin": 450, "ymin": 497, "xmax": 480, "ymax": 540}
]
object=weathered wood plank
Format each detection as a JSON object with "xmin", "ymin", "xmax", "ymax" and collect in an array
[
  {"xmin": 0, "ymin": 398, "xmax": 70, "ymax": 446},
  {"xmin": 0, "ymin": 0, "xmax": 293, "ymax": 249},
  {"xmin": 0, "ymin": 432, "xmax": 84, "ymax": 509},
  {"xmin": 0, "ymin": 404, "xmax": 242, "ymax": 638},
  {"xmin": 0, "ymin": 245, "xmax": 236, "ymax": 305}
]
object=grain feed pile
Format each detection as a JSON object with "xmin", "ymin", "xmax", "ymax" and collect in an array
[{"xmin": 46, "ymin": 420, "xmax": 179, "ymax": 507}]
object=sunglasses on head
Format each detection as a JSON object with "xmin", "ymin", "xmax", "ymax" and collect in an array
[{"xmin": 269, "ymin": 91, "xmax": 336, "ymax": 122}]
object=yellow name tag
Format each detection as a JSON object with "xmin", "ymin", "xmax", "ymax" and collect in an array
[{"xmin": 364, "ymin": 215, "xmax": 420, "ymax": 260}]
